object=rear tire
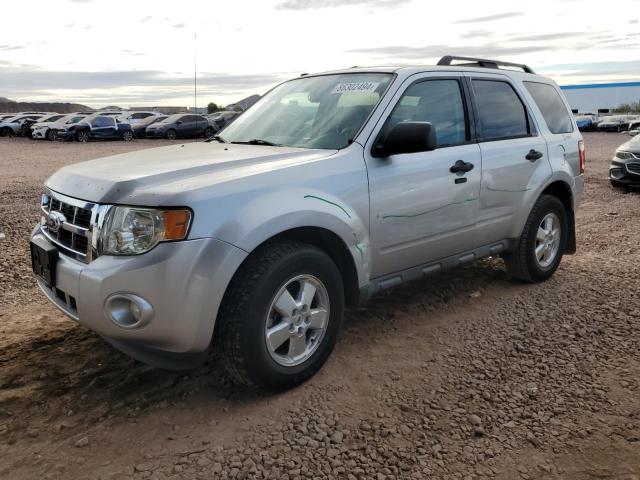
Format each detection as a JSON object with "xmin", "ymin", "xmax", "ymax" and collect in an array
[
  {"xmin": 504, "ymin": 194, "xmax": 568, "ymax": 283},
  {"xmin": 204, "ymin": 127, "xmax": 215, "ymax": 138},
  {"xmin": 166, "ymin": 129, "xmax": 177, "ymax": 140},
  {"xmin": 217, "ymin": 241, "xmax": 344, "ymax": 390},
  {"xmin": 46, "ymin": 129, "xmax": 56, "ymax": 141},
  {"xmin": 122, "ymin": 130, "xmax": 134, "ymax": 142}
]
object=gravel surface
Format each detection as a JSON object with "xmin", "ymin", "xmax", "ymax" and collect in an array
[{"xmin": 0, "ymin": 133, "xmax": 639, "ymax": 480}]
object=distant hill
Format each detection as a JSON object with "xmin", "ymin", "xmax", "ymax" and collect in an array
[{"xmin": 0, "ymin": 98, "xmax": 93, "ymax": 114}]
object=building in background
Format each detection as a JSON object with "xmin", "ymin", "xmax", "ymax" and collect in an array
[{"xmin": 560, "ymin": 82, "xmax": 640, "ymax": 114}]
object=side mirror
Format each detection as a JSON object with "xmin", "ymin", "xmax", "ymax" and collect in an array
[
  {"xmin": 176, "ymin": 120, "xmax": 183, "ymax": 125},
  {"xmin": 372, "ymin": 121, "xmax": 437, "ymax": 158}
]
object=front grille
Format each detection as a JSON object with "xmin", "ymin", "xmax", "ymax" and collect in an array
[
  {"xmin": 627, "ymin": 162, "xmax": 640, "ymax": 175},
  {"xmin": 40, "ymin": 190, "xmax": 99, "ymax": 263}
]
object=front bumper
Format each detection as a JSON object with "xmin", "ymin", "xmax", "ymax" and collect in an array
[
  {"xmin": 55, "ymin": 130, "xmax": 75, "ymax": 141},
  {"xmin": 31, "ymin": 128, "xmax": 48, "ymax": 139},
  {"xmin": 31, "ymin": 229, "xmax": 247, "ymax": 366},
  {"xmin": 145, "ymin": 129, "xmax": 166, "ymax": 138},
  {"xmin": 610, "ymin": 158, "xmax": 640, "ymax": 186}
]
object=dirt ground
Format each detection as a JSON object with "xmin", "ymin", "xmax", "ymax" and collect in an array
[{"xmin": 0, "ymin": 133, "xmax": 639, "ymax": 480}]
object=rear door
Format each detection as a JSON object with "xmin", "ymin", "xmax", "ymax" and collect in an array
[
  {"xmin": 522, "ymin": 80, "xmax": 581, "ymax": 176},
  {"xmin": 466, "ymin": 73, "xmax": 552, "ymax": 244},
  {"xmin": 90, "ymin": 116, "xmax": 117, "ymax": 139}
]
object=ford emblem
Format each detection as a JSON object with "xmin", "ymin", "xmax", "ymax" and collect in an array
[{"xmin": 46, "ymin": 211, "xmax": 66, "ymax": 234}]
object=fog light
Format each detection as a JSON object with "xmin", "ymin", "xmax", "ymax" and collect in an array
[
  {"xmin": 610, "ymin": 168, "xmax": 624, "ymax": 180},
  {"xmin": 104, "ymin": 293, "xmax": 153, "ymax": 329}
]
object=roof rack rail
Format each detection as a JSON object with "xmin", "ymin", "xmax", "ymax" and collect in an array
[{"xmin": 437, "ymin": 55, "xmax": 535, "ymax": 74}]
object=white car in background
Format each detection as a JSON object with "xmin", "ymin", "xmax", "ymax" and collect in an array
[
  {"xmin": 0, "ymin": 113, "xmax": 49, "ymax": 137},
  {"xmin": 26, "ymin": 114, "xmax": 67, "ymax": 139},
  {"xmin": 32, "ymin": 113, "xmax": 90, "ymax": 140},
  {"xmin": 118, "ymin": 111, "xmax": 159, "ymax": 126}
]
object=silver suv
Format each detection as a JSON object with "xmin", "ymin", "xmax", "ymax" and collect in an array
[{"xmin": 30, "ymin": 56, "xmax": 585, "ymax": 389}]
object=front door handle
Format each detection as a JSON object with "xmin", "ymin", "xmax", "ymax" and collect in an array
[
  {"xmin": 450, "ymin": 160, "xmax": 474, "ymax": 174},
  {"xmin": 526, "ymin": 149, "xmax": 544, "ymax": 161}
]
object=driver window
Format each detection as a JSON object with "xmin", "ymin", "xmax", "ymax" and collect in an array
[{"xmin": 386, "ymin": 79, "xmax": 468, "ymax": 147}]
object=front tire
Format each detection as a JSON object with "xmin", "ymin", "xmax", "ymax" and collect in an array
[
  {"xmin": 504, "ymin": 194, "xmax": 568, "ymax": 283},
  {"xmin": 46, "ymin": 129, "xmax": 56, "ymax": 141},
  {"xmin": 166, "ymin": 129, "xmax": 177, "ymax": 140},
  {"xmin": 122, "ymin": 130, "xmax": 134, "ymax": 142},
  {"xmin": 204, "ymin": 127, "xmax": 215, "ymax": 138},
  {"xmin": 75, "ymin": 130, "xmax": 89, "ymax": 142},
  {"xmin": 217, "ymin": 241, "xmax": 344, "ymax": 390}
]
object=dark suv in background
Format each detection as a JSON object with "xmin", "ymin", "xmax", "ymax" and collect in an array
[
  {"xmin": 145, "ymin": 114, "xmax": 216, "ymax": 139},
  {"xmin": 56, "ymin": 114, "xmax": 135, "ymax": 142}
]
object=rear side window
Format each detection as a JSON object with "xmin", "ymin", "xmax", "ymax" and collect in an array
[
  {"xmin": 386, "ymin": 79, "xmax": 468, "ymax": 147},
  {"xmin": 472, "ymin": 80, "xmax": 529, "ymax": 141},
  {"xmin": 524, "ymin": 82, "xmax": 573, "ymax": 134}
]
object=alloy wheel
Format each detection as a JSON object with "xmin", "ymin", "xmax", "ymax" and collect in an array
[
  {"xmin": 535, "ymin": 213, "xmax": 561, "ymax": 268},
  {"xmin": 265, "ymin": 274, "xmax": 330, "ymax": 367}
]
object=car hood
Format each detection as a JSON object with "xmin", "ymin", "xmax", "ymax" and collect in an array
[
  {"xmin": 618, "ymin": 137, "xmax": 640, "ymax": 153},
  {"xmin": 46, "ymin": 142, "xmax": 338, "ymax": 205}
]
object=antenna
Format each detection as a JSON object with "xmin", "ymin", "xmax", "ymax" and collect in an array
[{"xmin": 194, "ymin": 33, "xmax": 198, "ymax": 141}]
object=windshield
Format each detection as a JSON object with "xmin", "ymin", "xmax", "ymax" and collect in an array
[
  {"xmin": 159, "ymin": 114, "xmax": 186, "ymax": 123},
  {"xmin": 220, "ymin": 73, "xmax": 393, "ymax": 149}
]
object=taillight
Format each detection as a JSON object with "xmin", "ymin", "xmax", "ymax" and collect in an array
[{"xmin": 578, "ymin": 140, "xmax": 585, "ymax": 174}]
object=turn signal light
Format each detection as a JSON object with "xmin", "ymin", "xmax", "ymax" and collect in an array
[
  {"xmin": 578, "ymin": 140, "xmax": 585, "ymax": 174},
  {"xmin": 162, "ymin": 210, "xmax": 191, "ymax": 240}
]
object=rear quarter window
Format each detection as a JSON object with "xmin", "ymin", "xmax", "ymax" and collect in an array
[{"xmin": 524, "ymin": 81, "xmax": 574, "ymax": 134}]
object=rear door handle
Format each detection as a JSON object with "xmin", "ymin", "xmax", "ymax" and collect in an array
[
  {"xmin": 526, "ymin": 149, "xmax": 544, "ymax": 161},
  {"xmin": 450, "ymin": 160, "xmax": 474, "ymax": 173}
]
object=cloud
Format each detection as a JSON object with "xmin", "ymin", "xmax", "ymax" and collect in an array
[
  {"xmin": 453, "ymin": 12, "xmax": 524, "ymax": 24},
  {"xmin": 348, "ymin": 43, "xmax": 550, "ymax": 61},
  {"xmin": 276, "ymin": 0, "xmax": 409, "ymax": 10},
  {"xmin": 141, "ymin": 16, "xmax": 153, "ymax": 22},
  {"xmin": 0, "ymin": 45, "xmax": 25, "ymax": 51},
  {"xmin": 173, "ymin": 23, "xmax": 186, "ymax": 28},
  {"xmin": 0, "ymin": 62, "xmax": 286, "ymax": 104}
]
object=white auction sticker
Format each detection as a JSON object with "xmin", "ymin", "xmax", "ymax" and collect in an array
[{"xmin": 331, "ymin": 82, "xmax": 380, "ymax": 94}]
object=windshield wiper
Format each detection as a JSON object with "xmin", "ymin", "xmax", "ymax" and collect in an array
[
  {"xmin": 206, "ymin": 135, "xmax": 227, "ymax": 143},
  {"xmin": 230, "ymin": 139, "xmax": 282, "ymax": 147}
]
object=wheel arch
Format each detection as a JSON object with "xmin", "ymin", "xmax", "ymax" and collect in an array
[
  {"xmin": 540, "ymin": 180, "xmax": 576, "ymax": 254},
  {"xmin": 228, "ymin": 226, "xmax": 362, "ymax": 308}
]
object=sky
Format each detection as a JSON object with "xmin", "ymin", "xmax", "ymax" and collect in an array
[{"xmin": 1, "ymin": 0, "xmax": 639, "ymax": 108}]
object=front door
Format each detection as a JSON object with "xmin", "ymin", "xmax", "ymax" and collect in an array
[{"xmin": 365, "ymin": 74, "xmax": 481, "ymax": 278}]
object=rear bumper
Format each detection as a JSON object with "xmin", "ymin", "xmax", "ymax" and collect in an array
[{"xmin": 31, "ymin": 230, "xmax": 247, "ymax": 365}]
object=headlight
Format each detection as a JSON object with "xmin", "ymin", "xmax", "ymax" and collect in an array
[{"xmin": 100, "ymin": 206, "xmax": 192, "ymax": 255}]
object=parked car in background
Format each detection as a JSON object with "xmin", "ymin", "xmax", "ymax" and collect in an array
[
  {"xmin": 208, "ymin": 111, "xmax": 240, "ymax": 130},
  {"xmin": 574, "ymin": 114, "xmax": 599, "ymax": 131},
  {"xmin": 0, "ymin": 113, "xmax": 48, "ymax": 137},
  {"xmin": 0, "ymin": 114, "xmax": 16, "ymax": 121},
  {"xmin": 627, "ymin": 120, "xmax": 640, "ymax": 136},
  {"xmin": 56, "ymin": 114, "xmax": 134, "ymax": 142},
  {"xmin": 610, "ymin": 134, "xmax": 640, "ymax": 187},
  {"xmin": 145, "ymin": 113, "xmax": 215, "ymax": 139},
  {"xmin": 132, "ymin": 114, "xmax": 168, "ymax": 138},
  {"xmin": 119, "ymin": 111, "xmax": 160, "ymax": 126},
  {"xmin": 32, "ymin": 113, "xmax": 89, "ymax": 140},
  {"xmin": 23, "ymin": 114, "xmax": 66, "ymax": 138},
  {"xmin": 598, "ymin": 116, "xmax": 631, "ymax": 132}
]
